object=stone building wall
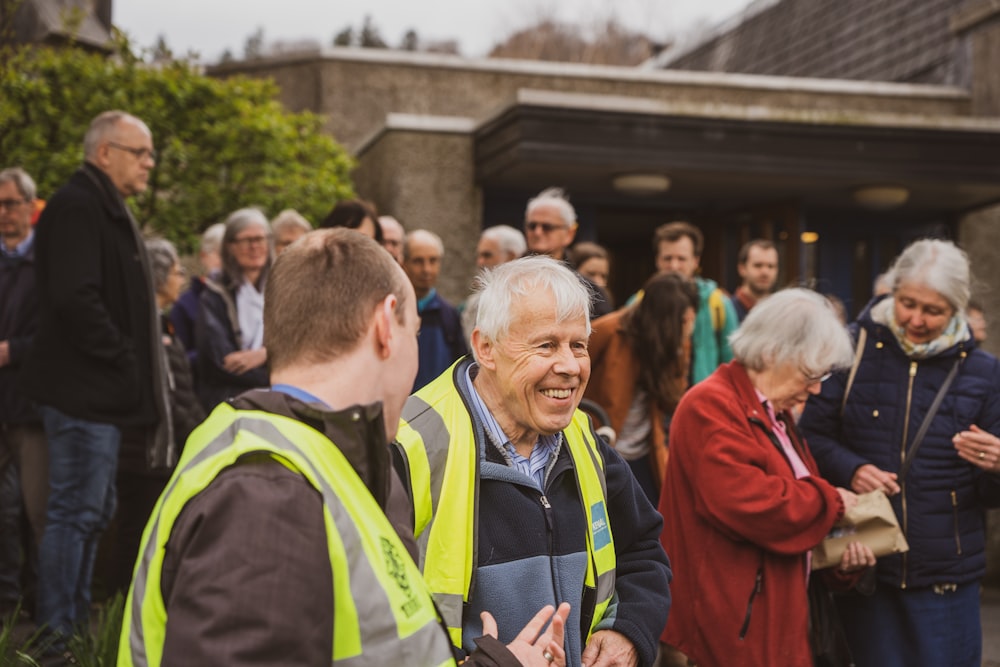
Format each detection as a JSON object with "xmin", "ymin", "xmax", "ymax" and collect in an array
[
  {"xmin": 352, "ymin": 120, "xmax": 480, "ymax": 304},
  {"xmin": 211, "ymin": 48, "xmax": 970, "ymax": 153}
]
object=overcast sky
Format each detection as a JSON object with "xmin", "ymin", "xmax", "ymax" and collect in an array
[{"xmin": 115, "ymin": 0, "xmax": 755, "ymax": 63}]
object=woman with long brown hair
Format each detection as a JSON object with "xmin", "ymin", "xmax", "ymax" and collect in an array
[{"xmin": 585, "ymin": 272, "xmax": 698, "ymax": 503}]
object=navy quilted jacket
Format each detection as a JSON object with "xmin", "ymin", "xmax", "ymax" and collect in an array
[{"xmin": 799, "ymin": 296, "xmax": 1000, "ymax": 589}]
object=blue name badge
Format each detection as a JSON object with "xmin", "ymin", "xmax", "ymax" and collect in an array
[{"xmin": 590, "ymin": 501, "xmax": 611, "ymax": 550}]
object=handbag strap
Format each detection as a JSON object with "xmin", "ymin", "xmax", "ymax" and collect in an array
[
  {"xmin": 897, "ymin": 354, "xmax": 963, "ymax": 484},
  {"xmin": 840, "ymin": 328, "xmax": 867, "ymax": 417}
]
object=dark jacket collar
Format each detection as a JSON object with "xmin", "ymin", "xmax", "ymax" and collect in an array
[
  {"xmin": 78, "ymin": 162, "xmax": 131, "ymax": 221},
  {"xmin": 229, "ymin": 388, "xmax": 391, "ymax": 507}
]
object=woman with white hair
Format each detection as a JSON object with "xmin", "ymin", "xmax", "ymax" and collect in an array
[
  {"xmin": 800, "ymin": 239, "xmax": 1000, "ymax": 667},
  {"xmin": 196, "ymin": 208, "xmax": 273, "ymax": 411},
  {"xmin": 659, "ymin": 288, "xmax": 875, "ymax": 667}
]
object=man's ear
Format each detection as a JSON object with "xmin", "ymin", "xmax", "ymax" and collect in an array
[
  {"xmin": 93, "ymin": 141, "xmax": 113, "ymax": 170},
  {"xmin": 567, "ymin": 222, "xmax": 579, "ymax": 245},
  {"xmin": 471, "ymin": 328, "xmax": 497, "ymax": 371},
  {"xmin": 373, "ymin": 294, "xmax": 397, "ymax": 359}
]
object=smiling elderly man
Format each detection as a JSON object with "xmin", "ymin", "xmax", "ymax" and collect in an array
[{"xmin": 394, "ymin": 255, "xmax": 671, "ymax": 667}]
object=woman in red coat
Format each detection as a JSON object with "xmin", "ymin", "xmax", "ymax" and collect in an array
[{"xmin": 658, "ymin": 288, "xmax": 875, "ymax": 667}]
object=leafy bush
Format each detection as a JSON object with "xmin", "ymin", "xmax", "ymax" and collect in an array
[{"xmin": 0, "ymin": 37, "xmax": 355, "ymax": 251}]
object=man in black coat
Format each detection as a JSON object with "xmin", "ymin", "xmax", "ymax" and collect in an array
[{"xmin": 19, "ymin": 111, "xmax": 167, "ymax": 647}]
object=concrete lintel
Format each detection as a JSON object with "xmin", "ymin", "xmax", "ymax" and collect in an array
[
  {"xmin": 355, "ymin": 113, "xmax": 475, "ymax": 156},
  {"xmin": 488, "ymin": 87, "xmax": 1000, "ymax": 134}
]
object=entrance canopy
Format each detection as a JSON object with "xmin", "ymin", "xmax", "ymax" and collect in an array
[{"xmin": 475, "ymin": 88, "xmax": 1000, "ymax": 222}]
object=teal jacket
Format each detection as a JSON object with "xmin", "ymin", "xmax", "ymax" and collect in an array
[{"xmin": 690, "ymin": 277, "xmax": 737, "ymax": 384}]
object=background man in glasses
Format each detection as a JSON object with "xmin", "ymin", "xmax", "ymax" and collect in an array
[
  {"xmin": 20, "ymin": 111, "xmax": 169, "ymax": 653},
  {"xmin": 524, "ymin": 188, "xmax": 611, "ymax": 319},
  {"xmin": 0, "ymin": 167, "xmax": 48, "ymax": 623}
]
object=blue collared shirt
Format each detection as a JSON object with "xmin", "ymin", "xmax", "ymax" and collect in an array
[
  {"xmin": 0, "ymin": 229, "xmax": 34, "ymax": 258},
  {"xmin": 464, "ymin": 363, "xmax": 560, "ymax": 488},
  {"xmin": 271, "ymin": 383, "xmax": 331, "ymax": 409}
]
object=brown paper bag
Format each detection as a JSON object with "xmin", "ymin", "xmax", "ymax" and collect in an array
[{"xmin": 811, "ymin": 490, "xmax": 909, "ymax": 570}]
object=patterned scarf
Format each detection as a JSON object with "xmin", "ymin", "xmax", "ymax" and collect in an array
[{"xmin": 870, "ymin": 296, "xmax": 969, "ymax": 360}]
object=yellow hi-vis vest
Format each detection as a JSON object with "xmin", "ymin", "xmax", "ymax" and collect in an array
[
  {"xmin": 395, "ymin": 363, "xmax": 617, "ymax": 649},
  {"xmin": 118, "ymin": 403, "xmax": 456, "ymax": 667}
]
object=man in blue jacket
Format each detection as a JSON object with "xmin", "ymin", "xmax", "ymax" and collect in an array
[
  {"xmin": 403, "ymin": 229, "xmax": 468, "ymax": 391},
  {"xmin": 0, "ymin": 168, "xmax": 47, "ymax": 620}
]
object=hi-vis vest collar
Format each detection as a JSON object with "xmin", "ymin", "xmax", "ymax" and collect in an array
[
  {"xmin": 118, "ymin": 403, "xmax": 455, "ymax": 667},
  {"xmin": 394, "ymin": 359, "xmax": 617, "ymax": 649}
]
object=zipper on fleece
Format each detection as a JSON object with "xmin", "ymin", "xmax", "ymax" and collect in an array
[
  {"xmin": 738, "ymin": 568, "xmax": 763, "ymax": 640},
  {"xmin": 540, "ymin": 494, "xmax": 560, "ymax": 605}
]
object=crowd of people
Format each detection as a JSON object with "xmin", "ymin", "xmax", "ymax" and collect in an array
[{"xmin": 1, "ymin": 109, "xmax": 999, "ymax": 667}]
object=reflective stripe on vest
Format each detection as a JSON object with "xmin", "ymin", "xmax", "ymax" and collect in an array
[
  {"xmin": 118, "ymin": 404, "xmax": 455, "ymax": 667},
  {"xmin": 396, "ymin": 363, "xmax": 617, "ymax": 648}
]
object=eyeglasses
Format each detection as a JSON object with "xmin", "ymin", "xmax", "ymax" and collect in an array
[
  {"xmin": 526, "ymin": 221, "xmax": 569, "ymax": 233},
  {"xmin": 170, "ymin": 266, "xmax": 187, "ymax": 278},
  {"xmin": 107, "ymin": 142, "xmax": 157, "ymax": 162},
  {"xmin": 231, "ymin": 235, "xmax": 270, "ymax": 248},
  {"xmin": 801, "ymin": 369, "xmax": 833, "ymax": 385},
  {"xmin": 0, "ymin": 199, "xmax": 26, "ymax": 211}
]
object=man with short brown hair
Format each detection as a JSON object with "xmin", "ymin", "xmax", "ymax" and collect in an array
[
  {"xmin": 119, "ymin": 229, "xmax": 569, "ymax": 666},
  {"xmin": 731, "ymin": 239, "xmax": 779, "ymax": 322},
  {"xmin": 651, "ymin": 221, "xmax": 737, "ymax": 384}
]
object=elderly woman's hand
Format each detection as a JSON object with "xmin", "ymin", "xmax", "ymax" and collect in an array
[
  {"xmin": 850, "ymin": 464, "xmax": 901, "ymax": 496},
  {"xmin": 835, "ymin": 487, "xmax": 858, "ymax": 513},
  {"xmin": 953, "ymin": 425, "xmax": 1000, "ymax": 473},
  {"xmin": 837, "ymin": 541, "xmax": 876, "ymax": 573}
]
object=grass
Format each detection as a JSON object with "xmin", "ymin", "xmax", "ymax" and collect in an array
[
  {"xmin": 0, "ymin": 603, "xmax": 42, "ymax": 666},
  {"xmin": 0, "ymin": 594, "xmax": 124, "ymax": 667}
]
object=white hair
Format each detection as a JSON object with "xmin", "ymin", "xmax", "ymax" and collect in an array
[
  {"xmin": 271, "ymin": 209, "xmax": 312, "ymax": 235},
  {"xmin": 200, "ymin": 222, "xmax": 226, "ymax": 255},
  {"xmin": 473, "ymin": 255, "xmax": 592, "ymax": 356},
  {"xmin": 404, "ymin": 229, "xmax": 444, "ymax": 259},
  {"xmin": 83, "ymin": 111, "xmax": 150, "ymax": 160},
  {"xmin": 525, "ymin": 187, "xmax": 577, "ymax": 227},
  {"xmin": 887, "ymin": 239, "xmax": 970, "ymax": 312},
  {"xmin": 378, "ymin": 215, "xmax": 404, "ymax": 234},
  {"xmin": 481, "ymin": 224, "xmax": 527, "ymax": 260},
  {"xmin": 145, "ymin": 237, "xmax": 180, "ymax": 293},
  {"xmin": 0, "ymin": 167, "xmax": 36, "ymax": 201},
  {"xmin": 730, "ymin": 288, "xmax": 854, "ymax": 375}
]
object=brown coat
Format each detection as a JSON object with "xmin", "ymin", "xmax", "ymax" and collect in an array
[{"xmin": 585, "ymin": 308, "xmax": 689, "ymax": 488}]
